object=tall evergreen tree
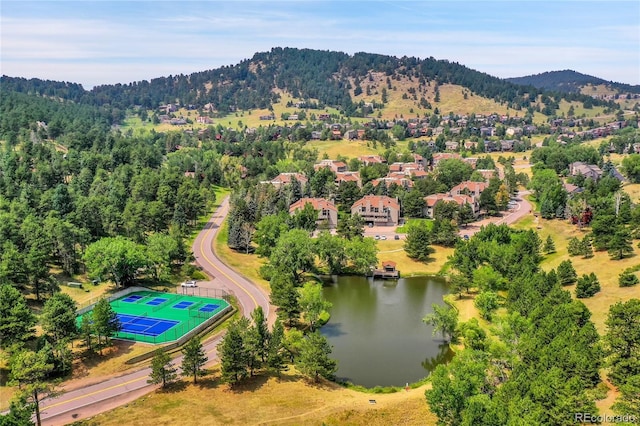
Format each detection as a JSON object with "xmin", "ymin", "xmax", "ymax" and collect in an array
[
  {"xmin": 181, "ymin": 336, "xmax": 208, "ymax": 384},
  {"xmin": 218, "ymin": 321, "xmax": 248, "ymax": 385},
  {"xmin": 0, "ymin": 284, "xmax": 36, "ymax": 349},
  {"xmin": 148, "ymin": 350, "xmax": 178, "ymax": 388}
]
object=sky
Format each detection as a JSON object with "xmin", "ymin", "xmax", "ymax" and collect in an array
[{"xmin": 2, "ymin": 1, "xmax": 639, "ymax": 89}]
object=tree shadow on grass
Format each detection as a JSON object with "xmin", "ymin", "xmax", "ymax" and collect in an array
[{"xmin": 158, "ymin": 380, "xmax": 189, "ymax": 393}]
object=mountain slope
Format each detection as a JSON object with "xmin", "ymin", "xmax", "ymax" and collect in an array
[
  {"xmin": 1, "ymin": 48, "xmax": 618, "ymax": 116},
  {"xmin": 507, "ymin": 70, "xmax": 640, "ymax": 94}
]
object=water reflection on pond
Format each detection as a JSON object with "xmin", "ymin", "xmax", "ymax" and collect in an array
[{"xmin": 321, "ymin": 275, "xmax": 454, "ymax": 388}]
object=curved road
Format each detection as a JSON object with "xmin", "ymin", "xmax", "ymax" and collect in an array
[{"xmin": 38, "ymin": 196, "xmax": 272, "ymax": 425}]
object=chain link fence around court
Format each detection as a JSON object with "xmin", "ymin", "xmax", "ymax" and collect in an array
[{"xmin": 115, "ymin": 303, "xmax": 232, "ymax": 344}]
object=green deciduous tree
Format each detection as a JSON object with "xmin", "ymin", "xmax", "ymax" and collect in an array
[
  {"xmin": 298, "ymin": 282, "xmax": 332, "ymax": 331},
  {"xmin": 253, "ymin": 212, "xmax": 290, "ymax": 258},
  {"xmin": 344, "ymin": 236, "xmax": 378, "ymax": 274},
  {"xmin": 181, "ymin": 336, "xmax": 208, "ymax": 384},
  {"xmin": 425, "ymin": 349, "xmax": 490, "ymax": 426},
  {"xmin": 423, "ymin": 300, "xmax": 459, "ymax": 342},
  {"xmin": 83, "ymin": 236, "xmax": 148, "ymax": 287},
  {"xmin": 269, "ymin": 229, "xmax": 315, "ymax": 282},
  {"xmin": 295, "ymin": 331, "xmax": 337, "ymax": 383},
  {"xmin": 148, "ymin": 350, "xmax": 178, "ymax": 388},
  {"xmin": 314, "ymin": 231, "xmax": 346, "ymax": 274},
  {"xmin": 0, "ymin": 284, "xmax": 36, "ymax": 349},
  {"xmin": 474, "ymin": 291, "xmax": 499, "ymax": 321}
]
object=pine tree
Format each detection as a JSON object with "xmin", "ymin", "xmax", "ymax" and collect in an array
[
  {"xmin": 608, "ymin": 227, "xmax": 633, "ymax": 260},
  {"xmin": 218, "ymin": 321, "xmax": 248, "ymax": 386},
  {"xmin": 148, "ymin": 350, "xmax": 177, "ymax": 388},
  {"xmin": 557, "ymin": 260, "xmax": 578, "ymax": 286},
  {"xmin": 581, "ymin": 236, "xmax": 593, "ymax": 258},
  {"xmin": 567, "ymin": 237, "xmax": 582, "ymax": 256},
  {"xmin": 267, "ymin": 320, "xmax": 286, "ymax": 376},
  {"xmin": 295, "ymin": 331, "xmax": 337, "ymax": 383},
  {"xmin": 576, "ymin": 273, "xmax": 600, "ymax": 298},
  {"xmin": 181, "ymin": 336, "xmax": 207, "ymax": 384},
  {"xmin": 543, "ymin": 235, "xmax": 556, "ymax": 254}
]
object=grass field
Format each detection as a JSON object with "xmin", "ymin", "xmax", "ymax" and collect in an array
[
  {"xmin": 306, "ymin": 139, "xmax": 380, "ymax": 160},
  {"xmin": 377, "ymin": 239, "xmax": 453, "ymax": 277},
  {"xmin": 75, "ymin": 367, "xmax": 435, "ymax": 426}
]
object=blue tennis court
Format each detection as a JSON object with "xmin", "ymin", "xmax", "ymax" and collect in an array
[
  {"xmin": 122, "ymin": 295, "xmax": 144, "ymax": 303},
  {"xmin": 199, "ymin": 304, "xmax": 220, "ymax": 313},
  {"xmin": 145, "ymin": 297, "xmax": 168, "ymax": 306},
  {"xmin": 117, "ymin": 313, "xmax": 179, "ymax": 337},
  {"xmin": 173, "ymin": 301, "xmax": 194, "ymax": 310}
]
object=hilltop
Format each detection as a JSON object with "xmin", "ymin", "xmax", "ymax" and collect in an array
[{"xmin": 507, "ymin": 70, "xmax": 640, "ymax": 97}]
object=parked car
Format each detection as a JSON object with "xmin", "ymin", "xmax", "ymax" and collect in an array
[
  {"xmin": 374, "ymin": 235, "xmax": 380, "ymax": 240},
  {"xmin": 463, "ymin": 235, "xmax": 470, "ymax": 241},
  {"xmin": 394, "ymin": 235, "xmax": 400, "ymax": 240},
  {"xmin": 380, "ymin": 235, "xmax": 387, "ymax": 240},
  {"xmin": 181, "ymin": 280, "xmax": 197, "ymax": 288}
]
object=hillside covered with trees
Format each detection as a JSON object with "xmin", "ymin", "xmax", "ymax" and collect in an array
[{"xmin": 1, "ymin": 47, "xmax": 619, "ymax": 116}]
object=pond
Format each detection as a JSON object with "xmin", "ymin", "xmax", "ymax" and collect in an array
[{"xmin": 321, "ymin": 275, "xmax": 454, "ymax": 388}]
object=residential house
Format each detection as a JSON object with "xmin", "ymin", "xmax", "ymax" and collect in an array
[
  {"xmin": 445, "ymin": 141, "xmax": 459, "ymax": 151},
  {"xmin": 569, "ymin": 162, "xmax": 603, "ymax": 181},
  {"xmin": 506, "ymin": 127, "xmax": 523, "ymax": 137},
  {"xmin": 464, "ymin": 141, "xmax": 478, "ymax": 150},
  {"xmin": 423, "ymin": 193, "xmax": 478, "ymax": 219},
  {"xmin": 500, "ymin": 140, "xmax": 515, "ymax": 151},
  {"xmin": 265, "ymin": 172, "xmax": 308, "ymax": 189},
  {"xmin": 259, "ymin": 115, "xmax": 275, "ymax": 120},
  {"xmin": 431, "ymin": 152, "xmax": 461, "ymax": 168},
  {"xmin": 412, "ymin": 153, "xmax": 425, "ymax": 168},
  {"xmin": 351, "ymin": 195, "xmax": 401, "ymax": 226},
  {"xmin": 289, "ymin": 198, "xmax": 338, "ymax": 229},
  {"xmin": 563, "ymin": 183, "xmax": 584, "ymax": 197},
  {"xmin": 451, "ymin": 181, "xmax": 488, "ymax": 198},
  {"xmin": 345, "ymin": 129, "xmax": 358, "ymax": 140},
  {"xmin": 335, "ymin": 171, "xmax": 362, "ymax": 187},
  {"xmin": 359, "ymin": 155, "xmax": 386, "ymax": 166},
  {"xmin": 314, "ymin": 159, "xmax": 347, "ymax": 173},
  {"xmin": 196, "ymin": 116, "xmax": 213, "ymax": 124},
  {"xmin": 462, "ymin": 157, "xmax": 478, "ymax": 169},
  {"xmin": 372, "ymin": 175, "xmax": 414, "ymax": 189},
  {"xmin": 476, "ymin": 169, "xmax": 498, "ymax": 182},
  {"xmin": 311, "ymin": 131, "xmax": 322, "ymax": 140}
]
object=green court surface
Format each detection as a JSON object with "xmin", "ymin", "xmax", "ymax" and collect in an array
[{"xmin": 81, "ymin": 290, "xmax": 230, "ymax": 344}]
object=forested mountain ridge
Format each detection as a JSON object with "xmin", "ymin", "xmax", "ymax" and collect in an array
[
  {"xmin": 507, "ymin": 70, "xmax": 640, "ymax": 95},
  {"xmin": 1, "ymin": 47, "xmax": 618, "ymax": 116}
]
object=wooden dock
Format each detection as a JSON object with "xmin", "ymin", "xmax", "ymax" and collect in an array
[{"xmin": 371, "ymin": 269, "xmax": 400, "ymax": 279}]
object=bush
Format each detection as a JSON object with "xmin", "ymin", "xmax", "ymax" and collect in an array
[
  {"xmin": 619, "ymin": 270, "xmax": 639, "ymax": 287},
  {"xmin": 576, "ymin": 273, "xmax": 601, "ymax": 298},
  {"xmin": 190, "ymin": 270, "xmax": 208, "ymax": 280}
]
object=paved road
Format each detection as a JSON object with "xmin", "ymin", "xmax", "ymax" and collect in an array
[{"xmin": 38, "ymin": 196, "xmax": 271, "ymax": 425}]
